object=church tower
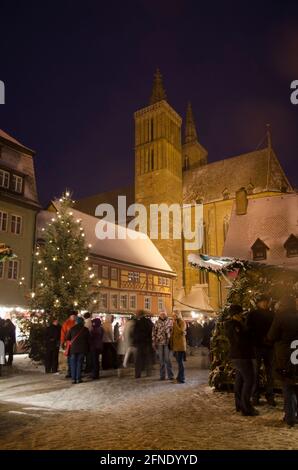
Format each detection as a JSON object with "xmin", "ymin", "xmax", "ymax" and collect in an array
[
  {"xmin": 182, "ymin": 102, "xmax": 207, "ymax": 170},
  {"xmin": 134, "ymin": 69, "xmax": 184, "ymax": 292}
]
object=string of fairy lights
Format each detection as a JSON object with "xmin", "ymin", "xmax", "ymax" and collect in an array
[{"xmin": 20, "ymin": 191, "xmax": 102, "ymax": 310}]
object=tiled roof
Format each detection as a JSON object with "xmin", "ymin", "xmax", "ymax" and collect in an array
[
  {"xmin": 183, "ymin": 147, "xmax": 292, "ymax": 204},
  {"xmin": 223, "ymin": 193, "xmax": 298, "ymax": 269}
]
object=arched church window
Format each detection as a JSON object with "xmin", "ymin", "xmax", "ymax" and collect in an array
[
  {"xmin": 223, "ymin": 216, "xmax": 230, "ymax": 241},
  {"xmin": 222, "ymin": 188, "xmax": 230, "ymax": 200},
  {"xmin": 184, "ymin": 155, "xmax": 189, "ymax": 171}
]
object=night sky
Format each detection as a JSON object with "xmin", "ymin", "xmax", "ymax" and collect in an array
[{"xmin": 1, "ymin": 0, "xmax": 298, "ymax": 206}]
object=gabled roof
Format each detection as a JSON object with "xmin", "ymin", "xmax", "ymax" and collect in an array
[
  {"xmin": 74, "ymin": 185, "xmax": 134, "ymax": 221},
  {"xmin": 251, "ymin": 238, "xmax": 269, "ymax": 250},
  {"xmin": 0, "ymin": 128, "xmax": 34, "ymax": 155},
  {"xmin": 37, "ymin": 202, "xmax": 175, "ymax": 275},
  {"xmin": 223, "ymin": 193, "xmax": 298, "ymax": 269},
  {"xmin": 183, "ymin": 147, "xmax": 292, "ymax": 204}
]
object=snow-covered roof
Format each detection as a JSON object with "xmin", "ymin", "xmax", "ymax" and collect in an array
[
  {"xmin": 223, "ymin": 194, "xmax": 298, "ymax": 269},
  {"xmin": 174, "ymin": 284, "xmax": 215, "ymax": 313},
  {"xmin": 36, "ymin": 204, "xmax": 175, "ymax": 275}
]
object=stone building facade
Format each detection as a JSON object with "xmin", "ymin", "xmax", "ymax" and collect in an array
[{"xmin": 75, "ymin": 70, "xmax": 293, "ymax": 309}]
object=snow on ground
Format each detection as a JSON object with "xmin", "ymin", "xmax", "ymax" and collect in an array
[{"xmin": 0, "ymin": 355, "xmax": 298, "ymax": 450}]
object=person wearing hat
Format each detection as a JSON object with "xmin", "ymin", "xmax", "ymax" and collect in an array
[
  {"xmin": 247, "ymin": 294, "xmax": 276, "ymax": 407},
  {"xmin": 226, "ymin": 304, "xmax": 258, "ymax": 416},
  {"xmin": 66, "ymin": 316, "xmax": 90, "ymax": 384}
]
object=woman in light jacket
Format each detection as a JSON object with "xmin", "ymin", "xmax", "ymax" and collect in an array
[{"xmin": 171, "ymin": 311, "xmax": 187, "ymax": 383}]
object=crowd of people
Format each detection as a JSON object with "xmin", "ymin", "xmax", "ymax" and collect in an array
[
  {"xmin": 53, "ymin": 309, "xmax": 189, "ymax": 385},
  {"xmin": 226, "ymin": 294, "xmax": 298, "ymax": 427},
  {"xmin": 2, "ymin": 293, "xmax": 298, "ymax": 428}
]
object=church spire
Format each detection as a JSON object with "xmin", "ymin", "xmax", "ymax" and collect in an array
[
  {"xmin": 184, "ymin": 101, "xmax": 198, "ymax": 144},
  {"xmin": 150, "ymin": 68, "xmax": 167, "ymax": 105}
]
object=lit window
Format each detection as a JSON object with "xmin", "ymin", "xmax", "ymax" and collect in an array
[
  {"xmin": 0, "ymin": 169, "xmax": 10, "ymax": 188},
  {"xmin": 11, "ymin": 215, "xmax": 22, "ymax": 235},
  {"xmin": 158, "ymin": 297, "xmax": 164, "ymax": 311},
  {"xmin": 12, "ymin": 174, "xmax": 23, "ymax": 193},
  {"xmin": 251, "ymin": 238, "xmax": 269, "ymax": 261},
  {"xmin": 102, "ymin": 265, "xmax": 109, "ymax": 279},
  {"xmin": 0, "ymin": 261, "xmax": 4, "ymax": 279},
  {"xmin": 8, "ymin": 260, "xmax": 19, "ymax": 280},
  {"xmin": 120, "ymin": 294, "xmax": 128, "ymax": 309},
  {"xmin": 144, "ymin": 296, "xmax": 151, "ymax": 311},
  {"xmin": 284, "ymin": 234, "xmax": 298, "ymax": 258},
  {"xmin": 0, "ymin": 211, "xmax": 8, "ymax": 231},
  {"xmin": 128, "ymin": 271, "xmax": 140, "ymax": 282},
  {"xmin": 99, "ymin": 293, "xmax": 108, "ymax": 309},
  {"xmin": 111, "ymin": 294, "xmax": 118, "ymax": 309},
  {"xmin": 111, "ymin": 268, "xmax": 118, "ymax": 280},
  {"xmin": 129, "ymin": 295, "xmax": 137, "ymax": 310}
]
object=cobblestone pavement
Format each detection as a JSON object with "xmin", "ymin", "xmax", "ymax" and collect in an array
[{"xmin": 0, "ymin": 355, "xmax": 298, "ymax": 450}]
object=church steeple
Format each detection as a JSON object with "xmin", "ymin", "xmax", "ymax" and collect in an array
[
  {"xmin": 182, "ymin": 101, "xmax": 208, "ymax": 170},
  {"xmin": 150, "ymin": 68, "xmax": 167, "ymax": 105},
  {"xmin": 185, "ymin": 102, "xmax": 198, "ymax": 144}
]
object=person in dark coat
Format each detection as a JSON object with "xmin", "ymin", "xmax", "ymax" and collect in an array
[
  {"xmin": 225, "ymin": 305, "xmax": 258, "ymax": 416},
  {"xmin": 133, "ymin": 310, "xmax": 153, "ymax": 378},
  {"xmin": 247, "ymin": 294, "xmax": 276, "ymax": 406},
  {"xmin": 66, "ymin": 316, "xmax": 90, "ymax": 384},
  {"xmin": 45, "ymin": 318, "xmax": 61, "ymax": 373},
  {"xmin": 90, "ymin": 318, "xmax": 104, "ymax": 380},
  {"xmin": 3, "ymin": 318, "xmax": 16, "ymax": 365},
  {"xmin": 267, "ymin": 295, "xmax": 298, "ymax": 427}
]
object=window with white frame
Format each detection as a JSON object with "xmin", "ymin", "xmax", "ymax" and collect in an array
[
  {"xmin": 129, "ymin": 294, "xmax": 137, "ymax": 310},
  {"xmin": 111, "ymin": 267, "xmax": 118, "ymax": 280},
  {"xmin": 12, "ymin": 174, "xmax": 23, "ymax": 193},
  {"xmin": 11, "ymin": 215, "xmax": 22, "ymax": 235},
  {"xmin": 144, "ymin": 296, "xmax": 151, "ymax": 311},
  {"xmin": 101, "ymin": 265, "xmax": 109, "ymax": 279},
  {"xmin": 99, "ymin": 292, "xmax": 108, "ymax": 309},
  {"xmin": 128, "ymin": 271, "xmax": 140, "ymax": 282},
  {"xmin": 158, "ymin": 297, "xmax": 164, "ymax": 311},
  {"xmin": 8, "ymin": 260, "xmax": 19, "ymax": 280},
  {"xmin": 0, "ymin": 261, "xmax": 4, "ymax": 279},
  {"xmin": 111, "ymin": 294, "xmax": 118, "ymax": 309},
  {"xmin": 120, "ymin": 294, "xmax": 128, "ymax": 309},
  {"xmin": 0, "ymin": 169, "xmax": 10, "ymax": 188},
  {"xmin": 0, "ymin": 211, "xmax": 8, "ymax": 231}
]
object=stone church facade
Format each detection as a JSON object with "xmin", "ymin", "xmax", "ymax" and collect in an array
[{"xmin": 76, "ymin": 70, "xmax": 293, "ymax": 310}]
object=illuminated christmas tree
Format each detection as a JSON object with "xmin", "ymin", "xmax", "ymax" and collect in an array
[{"xmin": 22, "ymin": 191, "xmax": 100, "ymax": 361}]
